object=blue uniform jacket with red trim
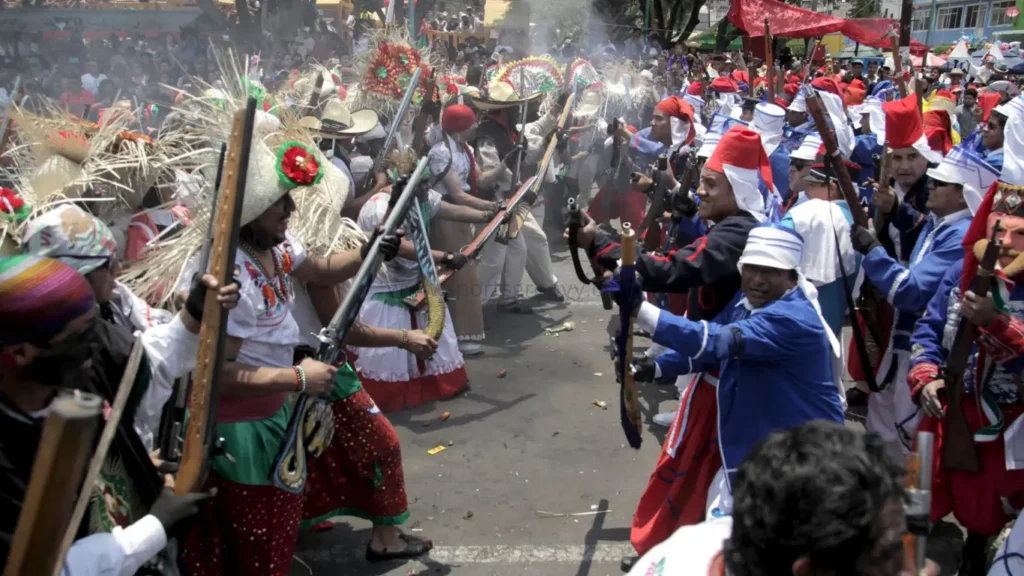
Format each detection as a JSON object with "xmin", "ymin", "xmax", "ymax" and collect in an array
[
  {"xmin": 862, "ymin": 209, "xmax": 971, "ymax": 357},
  {"xmin": 591, "ymin": 211, "xmax": 757, "ymax": 322},
  {"xmin": 638, "ymin": 289, "xmax": 844, "ymax": 487}
]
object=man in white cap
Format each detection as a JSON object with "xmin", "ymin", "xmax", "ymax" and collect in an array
[
  {"xmin": 785, "ymin": 131, "xmax": 822, "ymax": 209},
  {"xmin": 854, "ymin": 144, "xmax": 995, "ymax": 457},
  {"xmin": 617, "ymin": 222, "xmax": 844, "ymax": 565},
  {"xmin": 750, "ymin": 101, "xmax": 789, "ymax": 212}
]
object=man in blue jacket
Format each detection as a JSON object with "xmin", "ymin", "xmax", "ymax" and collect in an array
[{"xmin": 621, "ymin": 224, "xmax": 845, "ymax": 526}]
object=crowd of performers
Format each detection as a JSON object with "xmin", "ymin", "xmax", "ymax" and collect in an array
[{"xmin": 4, "ymin": 22, "xmax": 1024, "ymax": 574}]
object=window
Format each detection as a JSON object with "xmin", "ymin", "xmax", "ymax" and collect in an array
[
  {"xmin": 991, "ymin": 0, "xmax": 1018, "ymax": 26},
  {"xmin": 912, "ymin": 8, "xmax": 931, "ymax": 30},
  {"xmin": 937, "ymin": 5, "xmax": 964, "ymax": 29},
  {"xmin": 965, "ymin": 3, "xmax": 987, "ymax": 27}
]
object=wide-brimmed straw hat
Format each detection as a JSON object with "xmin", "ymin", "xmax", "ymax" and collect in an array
[
  {"xmin": 470, "ymin": 81, "xmax": 544, "ymax": 111},
  {"xmin": 303, "ymin": 99, "xmax": 379, "ymax": 138}
]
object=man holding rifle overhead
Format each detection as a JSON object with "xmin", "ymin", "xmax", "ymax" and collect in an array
[{"xmin": 907, "ymin": 115, "xmax": 1024, "ymax": 576}]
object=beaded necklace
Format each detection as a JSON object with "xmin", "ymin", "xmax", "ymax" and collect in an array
[{"xmin": 240, "ymin": 242, "xmax": 293, "ymax": 304}]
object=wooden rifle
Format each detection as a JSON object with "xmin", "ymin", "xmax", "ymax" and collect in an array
[
  {"xmin": 507, "ymin": 92, "xmax": 574, "ymax": 240},
  {"xmin": 175, "ymin": 98, "xmax": 257, "ymax": 495},
  {"xmin": 764, "ymin": 19, "xmax": 775, "ymax": 102},
  {"xmin": 807, "ymin": 90, "xmax": 883, "ymax": 394},
  {"xmin": 637, "ymin": 155, "xmax": 669, "ymax": 252},
  {"xmin": 939, "ymin": 222, "xmax": 1002, "ymax": 472},
  {"xmin": 3, "ymin": 393, "xmax": 103, "ymax": 576},
  {"xmin": 890, "ymin": 35, "xmax": 909, "ymax": 98},
  {"xmin": 406, "ymin": 185, "xmax": 446, "ymax": 340},
  {"xmin": 904, "ymin": 430, "xmax": 934, "ymax": 572},
  {"xmin": 616, "ymin": 222, "xmax": 642, "ymax": 449},
  {"xmin": 567, "ymin": 196, "xmax": 612, "ymax": 310},
  {"xmin": 406, "ymin": 176, "xmax": 538, "ymax": 310},
  {"xmin": 362, "ymin": 67, "xmax": 422, "ymax": 192},
  {"xmin": 273, "ymin": 157, "xmax": 429, "ymax": 494},
  {"xmin": 159, "ymin": 144, "xmax": 227, "ymax": 463},
  {"xmin": 512, "ymin": 67, "xmax": 527, "ymax": 186},
  {"xmin": 54, "ymin": 338, "xmax": 145, "ymax": 574}
]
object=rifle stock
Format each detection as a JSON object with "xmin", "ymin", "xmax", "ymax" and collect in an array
[
  {"xmin": 940, "ymin": 223, "xmax": 1001, "ymax": 472},
  {"xmin": 175, "ymin": 98, "xmax": 257, "ymax": 495},
  {"xmin": 567, "ymin": 197, "xmax": 612, "ymax": 310},
  {"xmin": 3, "ymin": 393, "xmax": 103, "ymax": 576},
  {"xmin": 618, "ymin": 222, "xmax": 642, "ymax": 448},
  {"xmin": 638, "ymin": 155, "xmax": 669, "ymax": 252}
]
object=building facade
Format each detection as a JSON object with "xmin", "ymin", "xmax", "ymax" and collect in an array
[{"xmin": 910, "ymin": 0, "xmax": 1021, "ymax": 45}]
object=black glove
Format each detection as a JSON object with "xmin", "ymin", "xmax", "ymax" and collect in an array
[
  {"xmin": 671, "ymin": 190, "xmax": 698, "ymax": 218},
  {"xmin": 444, "ymin": 252, "xmax": 469, "ymax": 270},
  {"xmin": 361, "ymin": 226, "xmax": 403, "ymax": 262},
  {"xmin": 851, "ymin": 225, "xmax": 881, "ymax": 255},
  {"xmin": 556, "ymin": 130, "xmax": 569, "ymax": 151},
  {"xmin": 634, "ymin": 356, "xmax": 656, "ymax": 383},
  {"xmin": 149, "ymin": 487, "xmax": 213, "ymax": 531},
  {"xmin": 184, "ymin": 274, "xmax": 240, "ymax": 324},
  {"xmin": 520, "ymin": 189, "xmax": 538, "ymax": 207}
]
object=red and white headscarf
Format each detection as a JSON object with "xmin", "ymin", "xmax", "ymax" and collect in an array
[
  {"xmin": 705, "ymin": 127, "xmax": 775, "ymax": 222},
  {"xmin": 655, "ymin": 96, "xmax": 696, "ymax": 147}
]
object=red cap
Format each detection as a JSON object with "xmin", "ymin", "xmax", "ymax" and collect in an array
[
  {"xmin": 686, "ymin": 82, "xmax": 703, "ymax": 95},
  {"xmin": 441, "ymin": 104, "xmax": 476, "ymax": 133},
  {"xmin": 710, "ymin": 77, "xmax": 739, "ymax": 93}
]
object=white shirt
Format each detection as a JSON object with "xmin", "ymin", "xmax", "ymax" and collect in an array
[
  {"xmin": 62, "ymin": 515, "xmax": 166, "ymax": 576},
  {"xmin": 627, "ymin": 516, "xmax": 733, "ymax": 576},
  {"xmin": 81, "ymin": 73, "xmax": 108, "ymax": 95},
  {"xmin": 429, "ymin": 135, "xmax": 473, "ymax": 193},
  {"xmin": 357, "ymin": 190, "xmax": 442, "ymax": 292}
]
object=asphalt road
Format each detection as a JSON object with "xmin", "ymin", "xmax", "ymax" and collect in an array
[{"xmin": 292, "ymin": 230, "xmax": 966, "ymax": 575}]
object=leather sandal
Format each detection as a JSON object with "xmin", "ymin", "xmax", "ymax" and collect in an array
[{"xmin": 365, "ymin": 533, "xmax": 433, "ymax": 563}]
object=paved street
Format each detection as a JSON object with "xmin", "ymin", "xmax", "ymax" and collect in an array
[{"xmin": 292, "ymin": 232, "xmax": 966, "ymax": 575}]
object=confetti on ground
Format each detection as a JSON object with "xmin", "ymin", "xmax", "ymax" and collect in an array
[
  {"xmin": 440, "ymin": 411, "xmax": 451, "ymax": 421},
  {"xmin": 593, "ymin": 399, "xmax": 608, "ymax": 410},
  {"xmin": 496, "ymin": 369, "xmax": 507, "ymax": 378},
  {"xmin": 428, "ymin": 445, "xmax": 446, "ymax": 455}
]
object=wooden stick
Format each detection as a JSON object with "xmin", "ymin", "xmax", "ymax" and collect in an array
[
  {"xmin": 764, "ymin": 19, "xmax": 775, "ymax": 102},
  {"xmin": 4, "ymin": 394, "xmax": 103, "ymax": 576}
]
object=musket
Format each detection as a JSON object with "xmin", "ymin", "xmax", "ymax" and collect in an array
[
  {"xmin": 54, "ymin": 338, "xmax": 145, "ymax": 574},
  {"xmin": 567, "ymin": 196, "xmax": 612, "ymax": 310},
  {"xmin": 802, "ymin": 38, "xmax": 821, "ymax": 82},
  {"xmin": 764, "ymin": 19, "xmax": 775, "ymax": 102},
  {"xmin": 174, "ymin": 97, "xmax": 258, "ymax": 495},
  {"xmin": 513, "ymin": 66, "xmax": 527, "ymax": 186},
  {"xmin": 615, "ymin": 222, "xmax": 643, "ymax": 449},
  {"xmin": 406, "ymin": 176, "xmax": 539, "ymax": 310},
  {"xmin": 872, "ymin": 150, "xmax": 898, "ymax": 258},
  {"xmin": 3, "ymin": 393, "xmax": 103, "ymax": 576},
  {"xmin": 890, "ymin": 34, "xmax": 909, "ymax": 99},
  {"xmin": 159, "ymin": 144, "xmax": 227, "ymax": 463},
  {"xmin": 904, "ymin": 431, "xmax": 934, "ymax": 572},
  {"xmin": 637, "ymin": 155, "xmax": 669, "ymax": 252},
  {"xmin": 507, "ymin": 92, "xmax": 575, "ymax": 240},
  {"xmin": 407, "ymin": 189, "xmax": 446, "ymax": 340},
  {"xmin": 307, "ymin": 72, "xmax": 324, "ymax": 113},
  {"xmin": 939, "ymin": 222, "xmax": 1001, "ymax": 472},
  {"xmin": 273, "ymin": 157, "xmax": 429, "ymax": 494},
  {"xmin": 362, "ymin": 67, "xmax": 423, "ymax": 192}
]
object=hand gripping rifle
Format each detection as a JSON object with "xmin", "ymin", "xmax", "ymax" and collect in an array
[
  {"xmin": 636, "ymin": 155, "xmax": 670, "ymax": 253},
  {"xmin": 615, "ymin": 222, "xmax": 643, "ymax": 449},
  {"xmin": 3, "ymin": 393, "xmax": 103, "ymax": 576},
  {"xmin": 806, "ymin": 89, "xmax": 883, "ymax": 394},
  {"xmin": 406, "ymin": 176, "xmax": 539, "ymax": 310},
  {"xmin": 362, "ymin": 67, "xmax": 423, "ymax": 192},
  {"xmin": 272, "ymin": 157, "xmax": 429, "ymax": 494},
  {"xmin": 567, "ymin": 196, "xmax": 612, "ymax": 310},
  {"xmin": 174, "ymin": 97, "xmax": 257, "ymax": 495},
  {"xmin": 939, "ymin": 222, "xmax": 1001, "ymax": 472},
  {"xmin": 506, "ymin": 92, "xmax": 576, "ymax": 240}
]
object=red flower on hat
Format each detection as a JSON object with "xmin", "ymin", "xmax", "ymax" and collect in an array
[
  {"xmin": 0, "ymin": 188, "xmax": 24, "ymax": 212},
  {"xmin": 276, "ymin": 142, "xmax": 323, "ymax": 189},
  {"xmin": 337, "ymin": 86, "xmax": 348, "ymax": 100},
  {"xmin": 446, "ymin": 83, "xmax": 459, "ymax": 95}
]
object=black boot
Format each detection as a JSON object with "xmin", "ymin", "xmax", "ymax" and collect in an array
[
  {"xmin": 959, "ymin": 531, "xmax": 989, "ymax": 576},
  {"xmin": 620, "ymin": 556, "xmax": 638, "ymax": 573}
]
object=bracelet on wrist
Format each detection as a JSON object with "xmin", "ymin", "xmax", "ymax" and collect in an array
[
  {"xmin": 399, "ymin": 328, "xmax": 408, "ymax": 349},
  {"xmin": 293, "ymin": 366, "xmax": 307, "ymax": 393}
]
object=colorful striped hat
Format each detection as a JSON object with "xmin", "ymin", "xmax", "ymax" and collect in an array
[{"xmin": 0, "ymin": 255, "xmax": 95, "ymax": 346}]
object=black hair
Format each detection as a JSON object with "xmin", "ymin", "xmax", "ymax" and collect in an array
[
  {"xmin": 964, "ymin": 88, "xmax": 978, "ymax": 99},
  {"xmin": 724, "ymin": 421, "xmax": 906, "ymax": 576},
  {"xmin": 992, "ymin": 110, "xmax": 1009, "ymax": 128}
]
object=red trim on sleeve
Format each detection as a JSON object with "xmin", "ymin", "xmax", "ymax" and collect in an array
[
  {"xmin": 907, "ymin": 362, "xmax": 940, "ymax": 404},
  {"xmin": 685, "ymin": 237, "xmax": 708, "ymax": 262},
  {"xmin": 595, "ymin": 242, "xmax": 620, "ymax": 259},
  {"xmin": 978, "ymin": 313, "xmax": 1024, "ymax": 364}
]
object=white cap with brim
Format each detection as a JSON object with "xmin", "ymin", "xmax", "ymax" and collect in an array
[
  {"xmin": 790, "ymin": 132, "xmax": 823, "ymax": 162},
  {"xmin": 925, "ymin": 145, "xmax": 999, "ymax": 215},
  {"xmin": 697, "ymin": 113, "xmax": 749, "ymax": 158}
]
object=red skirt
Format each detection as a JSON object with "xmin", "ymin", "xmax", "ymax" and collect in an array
[
  {"xmin": 631, "ymin": 374, "xmax": 722, "ymax": 556},
  {"xmin": 302, "ymin": 388, "xmax": 411, "ymax": 526},
  {"xmin": 180, "ymin": 474, "xmax": 303, "ymax": 576},
  {"xmin": 587, "ymin": 185, "xmax": 647, "ymax": 228},
  {"xmin": 919, "ymin": 398, "xmax": 1024, "ymax": 536}
]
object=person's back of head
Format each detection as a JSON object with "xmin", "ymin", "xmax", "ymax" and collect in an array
[{"xmin": 725, "ymin": 421, "xmax": 906, "ymax": 576}]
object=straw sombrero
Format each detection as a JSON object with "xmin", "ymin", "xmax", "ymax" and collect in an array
[
  {"xmin": 315, "ymin": 99, "xmax": 380, "ymax": 137},
  {"xmin": 470, "ymin": 81, "xmax": 544, "ymax": 111}
]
